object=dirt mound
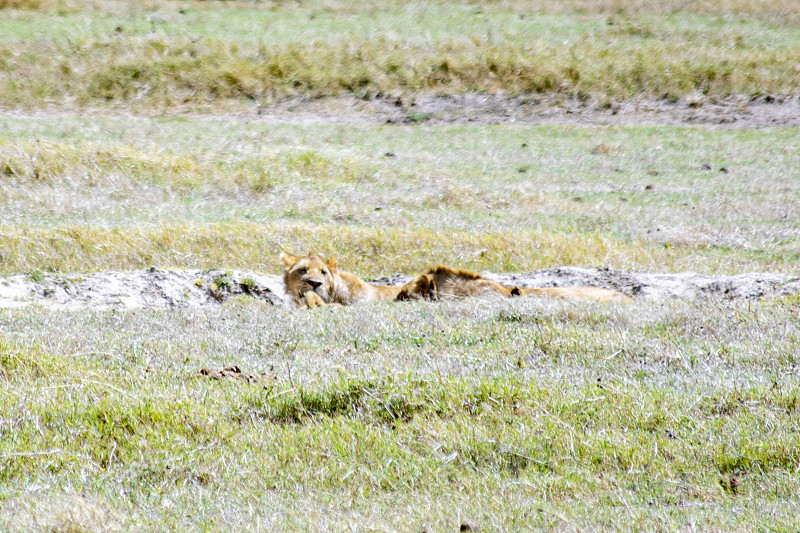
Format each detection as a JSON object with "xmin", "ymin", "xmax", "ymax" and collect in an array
[
  {"xmin": 0, "ymin": 267, "xmax": 288, "ymax": 310},
  {"xmin": 491, "ymin": 267, "xmax": 800, "ymax": 300},
  {"xmin": 2, "ymin": 266, "xmax": 794, "ymax": 311}
]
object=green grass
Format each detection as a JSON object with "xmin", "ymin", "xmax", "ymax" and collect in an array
[
  {"xmin": 1, "ymin": 1, "xmax": 800, "ymax": 109},
  {"xmin": 2, "ymin": 296, "xmax": 800, "ymax": 530}
]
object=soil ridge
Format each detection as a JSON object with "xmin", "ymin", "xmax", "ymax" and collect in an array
[{"xmin": 2, "ymin": 267, "xmax": 797, "ymax": 310}]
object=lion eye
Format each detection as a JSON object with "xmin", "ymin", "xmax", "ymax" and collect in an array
[
  {"xmin": 297, "ymin": 267, "xmax": 306, "ymax": 274},
  {"xmin": 322, "ymin": 269, "xmax": 329, "ymax": 275}
]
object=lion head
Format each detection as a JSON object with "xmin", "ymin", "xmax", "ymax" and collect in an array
[{"xmin": 280, "ymin": 252, "xmax": 339, "ymax": 306}]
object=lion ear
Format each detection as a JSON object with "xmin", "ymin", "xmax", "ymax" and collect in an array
[
  {"xmin": 280, "ymin": 252, "xmax": 300, "ymax": 268},
  {"xmin": 327, "ymin": 256, "xmax": 338, "ymax": 271}
]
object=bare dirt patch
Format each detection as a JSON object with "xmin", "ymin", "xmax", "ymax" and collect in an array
[
  {"xmin": 4, "ymin": 94, "xmax": 800, "ymax": 128},
  {"xmin": 215, "ymin": 94, "xmax": 800, "ymax": 128},
  {"xmin": 2, "ymin": 267, "xmax": 797, "ymax": 311},
  {"xmin": 492, "ymin": 268, "xmax": 800, "ymax": 300},
  {"xmin": 0, "ymin": 267, "xmax": 287, "ymax": 310}
]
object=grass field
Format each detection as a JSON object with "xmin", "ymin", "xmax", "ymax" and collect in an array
[
  {"xmin": 2, "ymin": 297, "xmax": 800, "ymax": 530},
  {"xmin": 1, "ymin": 1, "xmax": 800, "ymax": 531},
  {"xmin": 2, "ymin": 0, "xmax": 800, "ymax": 110},
  {"xmin": 2, "ymin": 115, "xmax": 798, "ymax": 275}
]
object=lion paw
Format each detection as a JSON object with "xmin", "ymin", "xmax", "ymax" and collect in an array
[{"xmin": 304, "ymin": 291, "xmax": 327, "ymax": 308}]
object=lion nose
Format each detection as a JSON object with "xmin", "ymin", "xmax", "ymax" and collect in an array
[{"xmin": 307, "ymin": 279, "xmax": 322, "ymax": 289}]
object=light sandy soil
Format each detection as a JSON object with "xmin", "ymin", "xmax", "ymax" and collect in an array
[
  {"xmin": 1, "ymin": 267, "xmax": 797, "ymax": 310},
  {"xmin": 0, "ymin": 268, "xmax": 287, "ymax": 310}
]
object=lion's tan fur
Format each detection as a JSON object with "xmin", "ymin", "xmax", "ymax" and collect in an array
[
  {"xmin": 397, "ymin": 265, "xmax": 516, "ymax": 299},
  {"xmin": 513, "ymin": 285, "xmax": 632, "ymax": 302},
  {"xmin": 281, "ymin": 252, "xmax": 418, "ymax": 308},
  {"xmin": 281, "ymin": 253, "xmax": 631, "ymax": 308},
  {"xmin": 396, "ymin": 264, "xmax": 631, "ymax": 302}
]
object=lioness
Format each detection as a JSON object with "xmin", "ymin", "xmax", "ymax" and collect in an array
[
  {"xmin": 280, "ymin": 252, "xmax": 431, "ymax": 308},
  {"xmin": 396, "ymin": 265, "xmax": 631, "ymax": 303},
  {"xmin": 281, "ymin": 252, "xmax": 630, "ymax": 308}
]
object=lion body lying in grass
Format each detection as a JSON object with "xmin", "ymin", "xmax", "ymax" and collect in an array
[
  {"xmin": 281, "ymin": 252, "xmax": 631, "ymax": 308},
  {"xmin": 397, "ymin": 265, "xmax": 513, "ymax": 300},
  {"xmin": 281, "ymin": 252, "xmax": 415, "ymax": 308},
  {"xmin": 396, "ymin": 265, "xmax": 631, "ymax": 303}
]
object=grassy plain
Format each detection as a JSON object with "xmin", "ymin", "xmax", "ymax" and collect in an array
[
  {"xmin": 3, "ymin": 297, "xmax": 800, "ymax": 531},
  {"xmin": 1, "ymin": 0, "xmax": 800, "ymax": 109},
  {"xmin": 1, "ymin": 1, "xmax": 800, "ymax": 531},
  {"xmin": 1, "ymin": 115, "xmax": 798, "ymax": 275}
]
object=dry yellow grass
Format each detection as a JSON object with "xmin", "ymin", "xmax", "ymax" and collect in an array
[{"xmin": 0, "ymin": 222, "xmax": 669, "ymax": 275}]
